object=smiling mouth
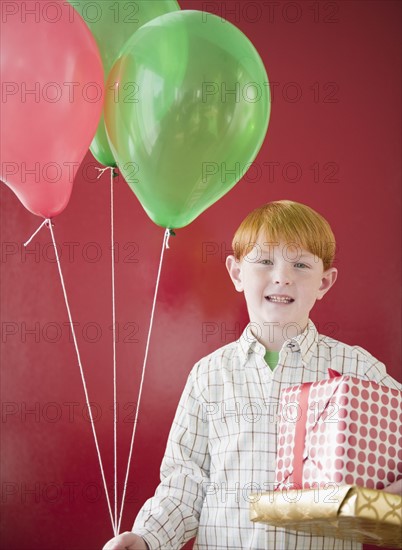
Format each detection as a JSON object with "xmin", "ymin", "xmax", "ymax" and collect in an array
[{"xmin": 266, "ymin": 295, "xmax": 295, "ymax": 304}]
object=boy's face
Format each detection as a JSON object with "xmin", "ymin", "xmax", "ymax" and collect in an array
[{"xmin": 226, "ymin": 237, "xmax": 337, "ymax": 334}]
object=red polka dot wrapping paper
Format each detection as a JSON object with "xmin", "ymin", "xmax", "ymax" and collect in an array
[{"xmin": 275, "ymin": 376, "xmax": 402, "ymax": 490}]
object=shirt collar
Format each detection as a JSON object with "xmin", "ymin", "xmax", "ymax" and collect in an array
[{"xmin": 237, "ymin": 320, "xmax": 319, "ymax": 366}]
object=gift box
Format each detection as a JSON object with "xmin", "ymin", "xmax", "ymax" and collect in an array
[
  {"xmin": 249, "ymin": 485, "xmax": 402, "ymax": 548},
  {"xmin": 275, "ymin": 374, "xmax": 402, "ymax": 489}
]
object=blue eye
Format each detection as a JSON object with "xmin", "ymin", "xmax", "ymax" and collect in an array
[
  {"xmin": 260, "ymin": 259, "xmax": 273, "ymax": 265},
  {"xmin": 294, "ymin": 262, "xmax": 309, "ymax": 268}
]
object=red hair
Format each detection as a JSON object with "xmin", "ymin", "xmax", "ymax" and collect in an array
[{"xmin": 232, "ymin": 200, "xmax": 336, "ymax": 270}]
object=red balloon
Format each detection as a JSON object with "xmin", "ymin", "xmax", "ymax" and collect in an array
[{"xmin": 0, "ymin": 1, "xmax": 104, "ymax": 218}]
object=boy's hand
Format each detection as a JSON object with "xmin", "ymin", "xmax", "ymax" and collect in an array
[
  {"xmin": 102, "ymin": 532, "xmax": 148, "ymax": 550},
  {"xmin": 384, "ymin": 479, "xmax": 402, "ymax": 495}
]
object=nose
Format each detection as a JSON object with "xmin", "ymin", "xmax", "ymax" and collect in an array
[{"xmin": 272, "ymin": 263, "xmax": 292, "ymax": 285}]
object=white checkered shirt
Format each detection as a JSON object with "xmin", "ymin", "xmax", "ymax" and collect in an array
[{"xmin": 133, "ymin": 321, "xmax": 401, "ymax": 549}]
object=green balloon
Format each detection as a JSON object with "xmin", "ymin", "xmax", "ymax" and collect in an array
[
  {"xmin": 68, "ymin": 0, "xmax": 180, "ymax": 166},
  {"xmin": 105, "ymin": 10, "xmax": 270, "ymax": 228}
]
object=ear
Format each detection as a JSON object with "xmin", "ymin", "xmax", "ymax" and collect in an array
[
  {"xmin": 226, "ymin": 255, "xmax": 244, "ymax": 292},
  {"xmin": 316, "ymin": 267, "xmax": 338, "ymax": 300}
]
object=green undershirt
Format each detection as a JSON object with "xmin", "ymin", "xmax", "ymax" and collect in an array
[{"xmin": 264, "ymin": 350, "xmax": 280, "ymax": 371}]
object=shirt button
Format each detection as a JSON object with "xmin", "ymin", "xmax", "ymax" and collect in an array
[{"xmin": 287, "ymin": 342, "xmax": 296, "ymax": 349}]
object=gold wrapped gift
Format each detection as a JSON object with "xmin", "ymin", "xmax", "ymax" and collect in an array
[{"xmin": 250, "ymin": 485, "xmax": 402, "ymax": 548}]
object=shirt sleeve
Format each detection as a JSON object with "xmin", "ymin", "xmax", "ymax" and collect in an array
[
  {"xmin": 132, "ymin": 364, "xmax": 210, "ymax": 549},
  {"xmin": 352, "ymin": 345, "xmax": 402, "ymax": 391}
]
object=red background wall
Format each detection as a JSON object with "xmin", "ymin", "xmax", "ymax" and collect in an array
[{"xmin": 1, "ymin": 1, "xmax": 401, "ymax": 549}]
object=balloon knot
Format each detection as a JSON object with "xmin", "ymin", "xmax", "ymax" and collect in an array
[
  {"xmin": 112, "ymin": 170, "xmax": 119, "ymax": 178},
  {"xmin": 169, "ymin": 229, "xmax": 176, "ymax": 237}
]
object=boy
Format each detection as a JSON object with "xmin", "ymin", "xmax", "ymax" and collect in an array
[{"xmin": 104, "ymin": 200, "xmax": 401, "ymax": 550}]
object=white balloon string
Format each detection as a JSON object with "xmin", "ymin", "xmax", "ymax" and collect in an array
[
  {"xmin": 24, "ymin": 219, "xmax": 116, "ymax": 533},
  {"xmin": 95, "ymin": 166, "xmax": 111, "ymax": 179},
  {"xmin": 117, "ymin": 227, "xmax": 171, "ymax": 534},
  {"xmin": 23, "ymin": 218, "xmax": 48, "ymax": 247},
  {"xmin": 97, "ymin": 165, "xmax": 119, "ymax": 535},
  {"xmin": 97, "ymin": 165, "xmax": 118, "ymax": 533},
  {"xmin": 109, "ymin": 167, "xmax": 118, "ymax": 536}
]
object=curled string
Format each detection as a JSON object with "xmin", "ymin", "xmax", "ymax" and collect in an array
[
  {"xmin": 117, "ymin": 227, "xmax": 171, "ymax": 534},
  {"xmin": 24, "ymin": 219, "xmax": 115, "ymax": 533}
]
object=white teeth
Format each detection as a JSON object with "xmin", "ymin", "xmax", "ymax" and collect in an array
[{"xmin": 267, "ymin": 296, "xmax": 293, "ymax": 303}]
